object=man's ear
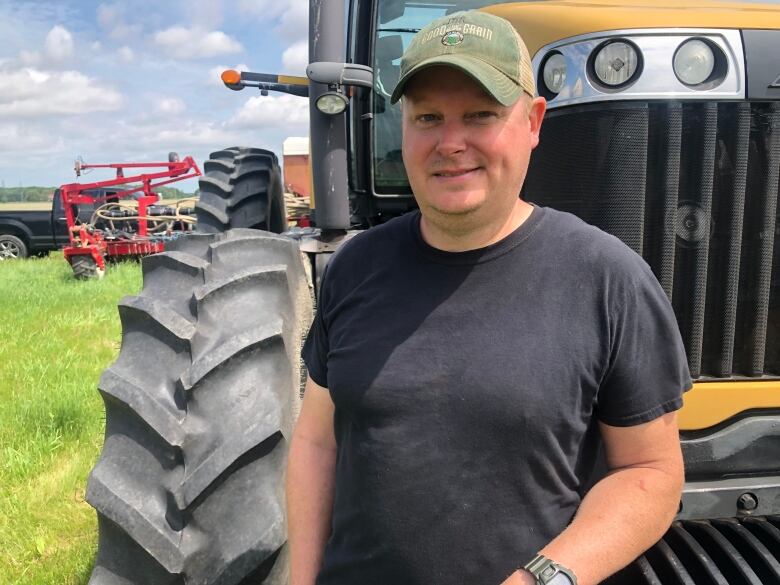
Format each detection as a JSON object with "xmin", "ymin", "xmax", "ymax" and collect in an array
[{"xmin": 528, "ymin": 96, "xmax": 547, "ymax": 150}]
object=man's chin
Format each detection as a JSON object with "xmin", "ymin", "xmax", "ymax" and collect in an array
[
  {"xmin": 427, "ymin": 200, "xmax": 483, "ymax": 217},
  {"xmin": 420, "ymin": 201, "xmax": 488, "ymax": 236},
  {"xmin": 422, "ymin": 192, "xmax": 485, "ymax": 216},
  {"xmin": 429, "ymin": 206, "xmax": 478, "ymax": 218}
]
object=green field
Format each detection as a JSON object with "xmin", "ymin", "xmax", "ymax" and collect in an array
[{"xmin": 0, "ymin": 254, "xmax": 142, "ymax": 584}]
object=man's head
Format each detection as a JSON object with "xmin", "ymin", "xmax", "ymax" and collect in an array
[{"xmin": 393, "ymin": 11, "xmax": 546, "ymax": 238}]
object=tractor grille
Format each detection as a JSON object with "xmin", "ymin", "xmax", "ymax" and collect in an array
[
  {"xmin": 605, "ymin": 516, "xmax": 780, "ymax": 584},
  {"xmin": 525, "ymin": 101, "xmax": 780, "ymax": 380}
]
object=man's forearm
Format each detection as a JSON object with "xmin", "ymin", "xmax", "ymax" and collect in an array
[
  {"xmin": 286, "ymin": 434, "xmax": 337, "ymax": 585},
  {"xmin": 536, "ymin": 465, "xmax": 683, "ymax": 585}
]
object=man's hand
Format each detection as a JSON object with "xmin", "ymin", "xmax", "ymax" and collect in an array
[{"xmin": 500, "ymin": 569, "xmax": 536, "ymax": 585}]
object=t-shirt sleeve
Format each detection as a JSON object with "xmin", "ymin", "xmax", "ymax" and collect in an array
[
  {"xmin": 301, "ymin": 264, "xmax": 331, "ymax": 388},
  {"xmin": 596, "ymin": 263, "xmax": 693, "ymax": 427}
]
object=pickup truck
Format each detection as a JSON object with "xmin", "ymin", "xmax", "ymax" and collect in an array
[{"xmin": 0, "ymin": 189, "xmax": 116, "ymax": 260}]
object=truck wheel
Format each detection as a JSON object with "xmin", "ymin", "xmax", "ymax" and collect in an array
[
  {"xmin": 71, "ymin": 255, "xmax": 106, "ymax": 280},
  {"xmin": 86, "ymin": 230, "xmax": 313, "ymax": 585},
  {"xmin": 0, "ymin": 234, "xmax": 28, "ymax": 260},
  {"xmin": 196, "ymin": 147, "xmax": 287, "ymax": 234}
]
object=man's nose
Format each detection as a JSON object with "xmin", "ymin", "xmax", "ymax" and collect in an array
[{"xmin": 435, "ymin": 120, "xmax": 467, "ymax": 157}]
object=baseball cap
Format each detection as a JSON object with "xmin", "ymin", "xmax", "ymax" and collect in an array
[{"xmin": 390, "ymin": 10, "xmax": 535, "ymax": 106}]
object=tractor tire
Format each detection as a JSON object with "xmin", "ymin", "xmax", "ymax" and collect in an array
[
  {"xmin": 71, "ymin": 255, "xmax": 106, "ymax": 280},
  {"xmin": 86, "ymin": 230, "xmax": 313, "ymax": 585},
  {"xmin": 196, "ymin": 147, "xmax": 287, "ymax": 234},
  {"xmin": 0, "ymin": 234, "xmax": 28, "ymax": 260}
]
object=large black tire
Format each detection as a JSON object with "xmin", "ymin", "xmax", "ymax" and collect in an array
[
  {"xmin": 0, "ymin": 233, "xmax": 28, "ymax": 260},
  {"xmin": 86, "ymin": 230, "xmax": 313, "ymax": 585},
  {"xmin": 196, "ymin": 147, "xmax": 287, "ymax": 234}
]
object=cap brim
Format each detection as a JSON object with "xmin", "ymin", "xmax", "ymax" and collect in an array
[{"xmin": 390, "ymin": 54, "xmax": 523, "ymax": 106}]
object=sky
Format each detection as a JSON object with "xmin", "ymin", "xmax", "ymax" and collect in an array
[{"xmin": 0, "ymin": 0, "xmax": 311, "ymax": 192}]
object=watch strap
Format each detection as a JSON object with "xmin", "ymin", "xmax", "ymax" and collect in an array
[{"xmin": 523, "ymin": 554, "xmax": 578, "ymax": 585}]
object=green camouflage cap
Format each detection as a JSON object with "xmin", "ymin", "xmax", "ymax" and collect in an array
[{"xmin": 390, "ymin": 11, "xmax": 535, "ymax": 106}]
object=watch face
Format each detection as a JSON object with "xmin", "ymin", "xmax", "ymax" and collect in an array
[{"xmin": 546, "ymin": 573, "xmax": 575, "ymax": 585}]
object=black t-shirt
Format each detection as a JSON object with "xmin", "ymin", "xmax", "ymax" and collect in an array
[{"xmin": 302, "ymin": 206, "xmax": 691, "ymax": 585}]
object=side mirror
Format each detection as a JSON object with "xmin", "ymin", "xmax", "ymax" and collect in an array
[{"xmin": 306, "ymin": 62, "xmax": 374, "ymax": 89}]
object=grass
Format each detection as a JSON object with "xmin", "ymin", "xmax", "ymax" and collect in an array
[{"xmin": 0, "ymin": 253, "xmax": 142, "ymax": 584}]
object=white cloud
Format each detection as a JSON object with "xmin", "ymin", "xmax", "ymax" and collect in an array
[
  {"xmin": 97, "ymin": 3, "xmax": 142, "ymax": 41},
  {"xmin": 0, "ymin": 68, "xmax": 122, "ymax": 117},
  {"xmin": 188, "ymin": 0, "xmax": 224, "ymax": 29},
  {"xmin": 118, "ymin": 46, "xmax": 134, "ymax": 63},
  {"xmin": 44, "ymin": 25, "xmax": 74, "ymax": 62},
  {"xmin": 237, "ymin": 0, "xmax": 287, "ymax": 20},
  {"xmin": 150, "ymin": 123, "xmax": 237, "ymax": 147},
  {"xmin": 155, "ymin": 97, "xmax": 186, "ymax": 115},
  {"xmin": 19, "ymin": 50, "xmax": 39, "ymax": 66},
  {"xmin": 237, "ymin": 0, "xmax": 307, "ymax": 41},
  {"xmin": 208, "ymin": 63, "xmax": 249, "ymax": 86},
  {"xmin": 91, "ymin": 41, "xmax": 102, "ymax": 52},
  {"xmin": 153, "ymin": 26, "xmax": 243, "ymax": 59},
  {"xmin": 18, "ymin": 25, "xmax": 75, "ymax": 66},
  {"xmin": 277, "ymin": 0, "xmax": 308, "ymax": 41},
  {"xmin": 230, "ymin": 94, "xmax": 308, "ymax": 129},
  {"xmin": 0, "ymin": 122, "xmax": 65, "ymax": 153},
  {"xmin": 282, "ymin": 40, "xmax": 308, "ymax": 74},
  {"xmin": 97, "ymin": 3, "xmax": 119, "ymax": 29},
  {"xmin": 103, "ymin": 119, "xmax": 245, "ymax": 156}
]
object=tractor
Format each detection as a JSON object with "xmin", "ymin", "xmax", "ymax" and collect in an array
[{"xmin": 86, "ymin": 1, "xmax": 780, "ymax": 584}]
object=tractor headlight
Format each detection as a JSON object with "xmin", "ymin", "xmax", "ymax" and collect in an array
[
  {"xmin": 542, "ymin": 53, "xmax": 567, "ymax": 95},
  {"xmin": 673, "ymin": 39, "xmax": 716, "ymax": 86},
  {"xmin": 316, "ymin": 92, "xmax": 348, "ymax": 115},
  {"xmin": 592, "ymin": 41, "xmax": 640, "ymax": 87}
]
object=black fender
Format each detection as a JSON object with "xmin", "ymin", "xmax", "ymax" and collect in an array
[{"xmin": 0, "ymin": 219, "xmax": 33, "ymax": 246}]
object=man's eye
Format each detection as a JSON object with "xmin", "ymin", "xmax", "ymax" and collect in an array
[{"xmin": 416, "ymin": 114, "xmax": 438, "ymax": 123}]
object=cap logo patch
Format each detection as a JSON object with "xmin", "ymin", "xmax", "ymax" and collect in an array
[
  {"xmin": 419, "ymin": 19, "xmax": 494, "ymax": 44},
  {"xmin": 441, "ymin": 31, "xmax": 463, "ymax": 46}
]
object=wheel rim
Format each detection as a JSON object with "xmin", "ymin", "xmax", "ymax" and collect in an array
[{"xmin": 0, "ymin": 240, "xmax": 20, "ymax": 259}]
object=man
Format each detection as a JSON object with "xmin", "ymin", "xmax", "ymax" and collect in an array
[{"xmin": 287, "ymin": 10, "xmax": 690, "ymax": 585}]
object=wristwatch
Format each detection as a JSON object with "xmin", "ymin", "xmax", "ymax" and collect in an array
[{"xmin": 523, "ymin": 554, "xmax": 578, "ymax": 585}]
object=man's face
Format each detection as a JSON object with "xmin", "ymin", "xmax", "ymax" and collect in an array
[{"xmin": 401, "ymin": 66, "xmax": 545, "ymax": 231}]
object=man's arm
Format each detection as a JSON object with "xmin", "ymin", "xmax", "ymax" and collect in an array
[
  {"xmin": 504, "ymin": 411, "xmax": 685, "ymax": 585},
  {"xmin": 287, "ymin": 377, "xmax": 337, "ymax": 585}
]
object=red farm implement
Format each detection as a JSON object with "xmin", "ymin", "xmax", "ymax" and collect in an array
[{"xmin": 61, "ymin": 154, "xmax": 201, "ymax": 278}]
